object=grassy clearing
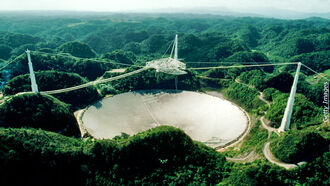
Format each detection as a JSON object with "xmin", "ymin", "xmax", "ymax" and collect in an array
[{"xmin": 305, "ymin": 69, "xmax": 330, "ymax": 85}]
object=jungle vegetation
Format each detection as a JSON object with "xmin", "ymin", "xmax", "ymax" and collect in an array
[{"xmin": 0, "ymin": 12, "xmax": 328, "ymax": 185}]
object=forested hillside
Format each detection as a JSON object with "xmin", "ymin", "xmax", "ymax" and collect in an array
[{"xmin": 0, "ymin": 12, "xmax": 328, "ymax": 185}]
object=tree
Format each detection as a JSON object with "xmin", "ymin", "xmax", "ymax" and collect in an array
[
  {"xmin": 103, "ymin": 49, "xmax": 136, "ymax": 64},
  {"xmin": 289, "ymin": 51, "xmax": 330, "ymax": 74},
  {"xmin": 265, "ymin": 72, "xmax": 293, "ymax": 93},
  {"xmin": 266, "ymin": 93, "xmax": 322, "ymax": 127},
  {"xmin": 3, "ymin": 71, "xmax": 101, "ymax": 108},
  {"xmin": 238, "ymin": 25, "xmax": 260, "ymax": 48},
  {"xmin": 57, "ymin": 41, "xmax": 97, "ymax": 58},
  {"xmin": 123, "ymin": 42, "xmax": 142, "ymax": 54},
  {"xmin": 296, "ymin": 150, "xmax": 330, "ymax": 185},
  {"xmin": 0, "ymin": 45, "xmax": 12, "ymax": 60},
  {"xmin": 262, "ymin": 88, "xmax": 280, "ymax": 101},
  {"xmin": 142, "ymin": 34, "xmax": 167, "ymax": 53},
  {"xmin": 0, "ymin": 93, "xmax": 80, "ymax": 137},
  {"xmin": 0, "ymin": 128, "xmax": 88, "ymax": 186},
  {"xmin": 0, "ymin": 31, "xmax": 42, "ymax": 48},
  {"xmin": 226, "ymin": 51, "xmax": 268, "ymax": 63},
  {"xmin": 220, "ymin": 161, "xmax": 290, "ymax": 185},
  {"xmin": 226, "ymin": 82, "xmax": 265, "ymax": 111},
  {"xmin": 295, "ymin": 38, "xmax": 315, "ymax": 54},
  {"xmin": 124, "ymin": 31, "xmax": 149, "ymax": 42},
  {"xmin": 238, "ymin": 70, "xmax": 266, "ymax": 90},
  {"xmin": 270, "ymin": 130, "xmax": 327, "ymax": 163}
]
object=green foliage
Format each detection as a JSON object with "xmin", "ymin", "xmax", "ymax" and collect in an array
[
  {"xmin": 225, "ymin": 51, "xmax": 268, "ymax": 62},
  {"xmin": 179, "ymin": 33, "xmax": 248, "ymax": 62},
  {"xmin": 220, "ymin": 160, "xmax": 290, "ymax": 185},
  {"xmin": 141, "ymin": 34, "xmax": 168, "ymax": 53},
  {"xmin": 10, "ymin": 44, "xmax": 36, "ymax": 56},
  {"xmin": 0, "ymin": 128, "xmax": 89, "ymax": 186},
  {"xmin": 226, "ymin": 82, "xmax": 265, "ymax": 112},
  {"xmin": 0, "ymin": 13, "xmax": 329, "ymax": 185},
  {"xmin": 262, "ymin": 88, "xmax": 280, "ymax": 101},
  {"xmin": 3, "ymin": 71, "xmax": 101, "ymax": 108},
  {"xmin": 238, "ymin": 70, "xmax": 266, "ymax": 90},
  {"xmin": 265, "ymin": 93, "xmax": 288, "ymax": 127},
  {"xmin": 0, "ymin": 126, "xmax": 231, "ymax": 185},
  {"xmin": 0, "ymin": 31, "xmax": 42, "ymax": 48},
  {"xmin": 103, "ymin": 49, "xmax": 136, "ymax": 64},
  {"xmin": 206, "ymin": 68, "xmax": 239, "ymax": 79},
  {"xmin": 3, "ymin": 126, "xmax": 324, "ymax": 185},
  {"xmin": 204, "ymin": 51, "xmax": 271, "ymax": 80},
  {"xmin": 106, "ymin": 68, "xmax": 200, "ymax": 93},
  {"xmin": 295, "ymin": 149, "xmax": 330, "ymax": 185},
  {"xmin": 297, "ymin": 78, "xmax": 325, "ymax": 106},
  {"xmin": 0, "ymin": 93, "xmax": 80, "ymax": 137},
  {"xmin": 266, "ymin": 93, "xmax": 322, "ymax": 128},
  {"xmin": 295, "ymin": 38, "xmax": 315, "ymax": 54},
  {"xmin": 270, "ymin": 129, "xmax": 328, "ymax": 163},
  {"xmin": 0, "ymin": 45, "xmax": 12, "ymax": 60},
  {"xmin": 123, "ymin": 42, "xmax": 142, "ymax": 54},
  {"xmin": 224, "ymin": 120, "xmax": 268, "ymax": 157},
  {"xmin": 241, "ymin": 120, "xmax": 268, "ymax": 154},
  {"xmin": 38, "ymin": 48, "xmax": 54, "ymax": 53},
  {"xmin": 264, "ymin": 28, "xmax": 330, "ymax": 57},
  {"xmin": 265, "ymin": 72, "xmax": 293, "ymax": 92},
  {"xmin": 9, "ymin": 53, "xmax": 108, "ymax": 80},
  {"xmin": 97, "ymin": 83, "xmax": 118, "ymax": 97},
  {"xmin": 237, "ymin": 25, "xmax": 260, "ymax": 48},
  {"xmin": 57, "ymin": 41, "xmax": 97, "ymax": 58},
  {"xmin": 289, "ymin": 51, "xmax": 330, "ymax": 74}
]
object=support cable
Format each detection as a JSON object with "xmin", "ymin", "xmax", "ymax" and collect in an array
[
  {"xmin": 185, "ymin": 61, "xmax": 297, "ymax": 64},
  {"xmin": 41, "ymin": 67, "xmax": 149, "ymax": 95},
  {"xmin": 0, "ymin": 53, "xmax": 25, "ymax": 71},
  {"xmin": 162, "ymin": 39, "xmax": 175, "ymax": 58},
  {"xmin": 301, "ymin": 63, "xmax": 329, "ymax": 81},
  {"xmin": 33, "ymin": 51, "xmax": 144, "ymax": 68},
  {"xmin": 188, "ymin": 62, "xmax": 299, "ymax": 70}
]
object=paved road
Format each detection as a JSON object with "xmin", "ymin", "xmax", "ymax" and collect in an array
[
  {"xmin": 260, "ymin": 116, "xmax": 280, "ymax": 137},
  {"xmin": 226, "ymin": 151, "xmax": 257, "ymax": 163},
  {"xmin": 235, "ymin": 78, "xmax": 270, "ymax": 107},
  {"xmin": 258, "ymin": 92, "xmax": 271, "ymax": 107},
  {"xmin": 263, "ymin": 142, "xmax": 297, "ymax": 169}
]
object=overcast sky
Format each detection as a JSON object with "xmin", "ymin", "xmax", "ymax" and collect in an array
[{"xmin": 1, "ymin": 0, "xmax": 329, "ymax": 13}]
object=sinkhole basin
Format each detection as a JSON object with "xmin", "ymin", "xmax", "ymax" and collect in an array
[{"xmin": 82, "ymin": 90, "xmax": 248, "ymax": 148}]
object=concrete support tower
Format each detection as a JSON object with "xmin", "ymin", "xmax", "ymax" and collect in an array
[
  {"xmin": 26, "ymin": 49, "xmax": 39, "ymax": 93},
  {"xmin": 278, "ymin": 62, "xmax": 302, "ymax": 132},
  {"xmin": 174, "ymin": 34, "xmax": 178, "ymax": 60},
  {"xmin": 174, "ymin": 34, "xmax": 178, "ymax": 90}
]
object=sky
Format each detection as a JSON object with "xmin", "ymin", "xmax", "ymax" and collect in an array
[{"xmin": 1, "ymin": 0, "xmax": 329, "ymax": 13}]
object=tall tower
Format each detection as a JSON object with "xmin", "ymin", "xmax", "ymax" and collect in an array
[
  {"xmin": 26, "ymin": 49, "xmax": 39, "ymax": 94},
  {"xmin": 174, "ymin": 34, "xmax": 178, "ymax": 90},
  {"xmin": 174, "ymin": 34, "xmax": 178, "ymax": 61},
  {"xmin": 278, "ymin": 62, "xmax": 301, "ymax": 132}
]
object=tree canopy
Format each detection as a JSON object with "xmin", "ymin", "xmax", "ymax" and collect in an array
[
  {"xmin": 3, "ymin": 71, "xmax": 101, "ymax": 108},
  {"xmin": 0, "ymin": 12, "xmax": 328, "ymax": 185},
  {"xmin": 270, "ymin": 129, "xmax": 328, "ymax": 163},
  {"xmin": 0, "ymin": 93, "xmax": 80, "ymax": 137},
  {"xmin": 57, "ymin": 41, "xmax": 97, "ymax": 58},
  {"xmin": 265, "ymin": 93, "xmax": 322, "ymax": 128}
]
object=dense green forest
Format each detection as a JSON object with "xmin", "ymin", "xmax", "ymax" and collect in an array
[
  {"xmin": 0, "ymin": 126, "xmax": 329, "ymax": 185},
  {"xmin": 0, "ymin": 12, "xmax": 329, "ymax": 185},
  {"xmin": 0, "ymin": 93, "xmax": 80, "ymax": 137},
  {"xmin": 3, "ymin": 71, "xmax": 101, "ymax": 108}
]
